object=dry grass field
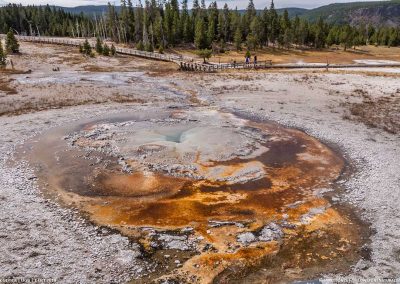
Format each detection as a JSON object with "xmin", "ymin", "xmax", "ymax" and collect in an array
[{"xmin": 173, "ymin": 45, "xmax": 400, "ymax": 65}]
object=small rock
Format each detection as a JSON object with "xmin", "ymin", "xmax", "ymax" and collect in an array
[
  {"xmin": 237, "ymin": 232, "xmax": 256, "ymax": 244},
  {"xmin": 258, "ymin": 222, "xmax": 283, "ymax": 242}
]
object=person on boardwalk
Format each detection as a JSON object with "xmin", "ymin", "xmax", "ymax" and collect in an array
[{"xmin": 245, "ymin": 50, "xmax": 251, "ymax": 66}]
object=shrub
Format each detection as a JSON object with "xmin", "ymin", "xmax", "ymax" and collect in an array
[
  {"xmin": 102, "ymin": 43, "xmax": 110, "ymax": 56},
  {"xmin": 82, "ymin": 39, "xmax": 92, "ymax": 56},
  {"xmin": 196, "ymin": 49, "xmax": 212, "ymax": 63},
  {"xmin": 137, "ymin": 41, "xmax": 144, "ymax": 51},
  {"xmin": 145, "ymin": 43, "xmax": 154, "ymax": 52},
  {"xmin": 110, "ymin": 44, "xmax": 116, "ymax": 56}
]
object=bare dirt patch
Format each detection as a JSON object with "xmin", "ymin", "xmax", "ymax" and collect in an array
[
  {"xmin": 345, "ymin": 93, "xmax": 400, "ymax": 134},
  {"xmin": 0, "ymin": 77, "xmax": 17, "ymax": 95}
]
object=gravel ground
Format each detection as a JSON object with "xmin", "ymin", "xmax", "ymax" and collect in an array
[{"xmin": 0, "ymin": 105, "xmax": 164, "ymax": 283}]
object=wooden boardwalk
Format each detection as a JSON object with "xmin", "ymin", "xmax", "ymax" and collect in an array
[
  {"xmin": 9, "ymin": 36, "xmax": 400, "ymax": 72},
  {"xmin": 15, "ymin": 36, "xmax": 218, "ymax": 72}
]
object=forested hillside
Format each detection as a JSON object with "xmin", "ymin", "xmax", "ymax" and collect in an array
[
  {"xmin": 60, "ymin": 5, "xmax": 121, "ymax": 15},
  {"xmin": 59, "ymin": 0, "xmax": 400, "ymax": 26},
  {"xmin": 0, "ymin": 0, "xmax": 399, "ymax": 53},
  {"xmin": 59, "ymin": 4, "xmax": 308, "ymax": 18},
  {"xmin": 302, "ymin": 0, "xmax": 400, "ymax": 26},
  {"xmin": 0, "ymin": 4, "xmax": 93, "ymax": 37}
]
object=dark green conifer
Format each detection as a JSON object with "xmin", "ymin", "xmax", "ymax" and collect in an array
[
  {"xmin": 5, "ymin": 28, "xmax": 19, "ymax": 53},
  {"xmin": 0, "ymin": 41, "xmax": 7, "ymax": 67},
  {"xmin": 95, "ymin": 37, "xmax": 103, "ymax": 54}
]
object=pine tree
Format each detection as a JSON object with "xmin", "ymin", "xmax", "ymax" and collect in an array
[
  {"xmin": 269, "ymin": 1, "xmax": 279, "ymax": 47},
  {"xmin": 244, "ymin": 0, "xmax": 256, "ymax": 36},
  {"xmin": 142, "ymin": 6, "xmax": 150, "ymax": 49},
  {"xmin": 234, "ymin": 27, "xmax": 242, "ymax": 51},
  {"xmin": 107, "ymin": 3, "xmax": 119, "ymax": 42},
  {"xmin": 183, "ymin": 14, "xmax": 193, "ymax": 43},
  {"xmin": 340, "ymin": 25, "xmax": 353, "ymax": 51},
  {"xmin": 388, "ymin": 29, "xmax": 399, "ymax": 47},
  {"xmin": 95, "ymin": 37, "xmax": 103, "ymax": 54},
  {"xmin": 194, "ymin": 17, "xmax": 208, "ymax": 49},
  {"xmin": 120, "ymin": 0, "xmax": 130, "ymax": 43},
  {"xmin": 282, "ymin": 10, "xmax": 291, "ymax": 31},
  {"xmin": 246, "ymin": 34, "xmax": 257, "ymax": 51},
  {"xmin": 181, "ymin": 0, "xmax": 193, "ymax": 43},
  {"xmin": 221, "ymin": 4, "xmax": 231, "ymax": 42},
  {"xmin": 0, "ymin": 41, "xmax": 7, "ymax": 67},
  {"xmin": 260, "ymin": 8, "xmax": 269, "ymax": 46},
  {"xmin": 134, "ymin": 0, "xmax": 143, "ymax": 42},
  {"xmin": 201, "ymin": 0, "xmax": 206, "ymax": 10},
  {"xmin": 207, "ymin": 17, "xmax": 216, "ymax": 46},
  {"xmin": 1, "ymin": 0, "xmax": 400, "ymax": 52},
  {"xmin": 82, "ymin": 39, "xmax": 92, "ymax": 56},
  {"xmin": 314, "ymin": 17, "xmax": 326, "ymax": 49},
  {"xmin": 192, "ymin": 0, "xmax": 200, "ymax": 19},
  {"xmin": 299, "ymin": 20, "xmax": 310, "ymax": 47},
  {"xmin": 196, "ymin": 48, "xmax": 212, "ymax": 63},
  {"xmin": 153, "ymin": 16, "xmax": 164, "ymax": 47},
  {"xmin": 250, "ymin": 17, "xmax": 262, "ymax": 48},
  {"xmin": 172, "ymin": 3, "xmax": 181, "ymax": 44},
  {"xmin": 5, "ymin": 28, "xmax": 19, "ymax": 53},
  {"xmin": 207, "ymin": 1, "xmax": 218, "ymax": 45},
  {"xmin": 102, "ymin": 43, "xmax": 110, "ymax": 56},
  {"xmin": 292, "ymin": 16, "xmax": 301, "ymax": 46},
  {"xmin": 367, "ymin": 24, "xmax": 375, "ymax": 44},
  {"xmin": 127, "ymin": 0, "xmax": 136, "ymax": 41},
  {"xmin": 326, "ymin": 29, "xmax": 336, "ymax": 47}
]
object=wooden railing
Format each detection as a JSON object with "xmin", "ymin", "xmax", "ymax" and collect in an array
[
  {"xmin": 13, "ymin": 36, "xmax": 276, "ymax": 72},
  {"xmin": 14, "ymin": 35, "xmax": 218, "ymax": 72},
  {"xmin": 15, "ymin": 36, "xmax": 182, "ymax": 62},
  {"xmin": 9, "ymin": 35, "xmax": 400, "ymax": 72}
]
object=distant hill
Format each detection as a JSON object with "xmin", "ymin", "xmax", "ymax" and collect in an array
[
  {"xmin": 57, "ymin": 5, "xmax": 120, "ymax": 15},
  {"xmin": 277, "ymin": 8, "xmax": 308, "ymax": 18},
  {"xmin": 56, "ymin": 0, "xmax": 400, "ymax": 26},
  {"xmin": 60, "ymin": 5, "xmax": 307, "ymax": 18},
  {"xmin": 300, "ymin": 0, "xmax": 400, "ymax": 26}
]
